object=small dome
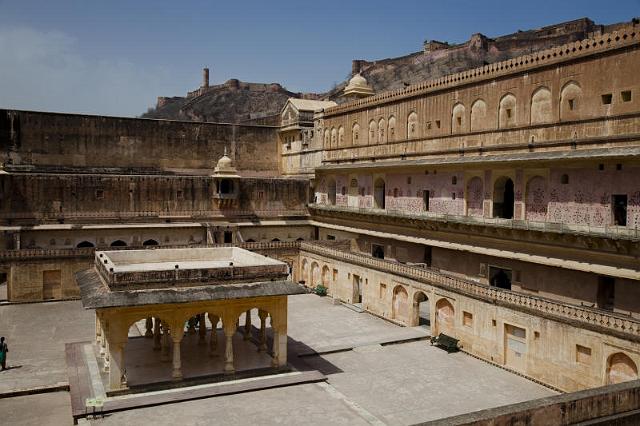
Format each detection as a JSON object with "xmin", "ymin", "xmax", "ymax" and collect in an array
[
  {"xmin": 344, "ymin": 73, "xmax": 374, "ymax": 98},
  {"xmin": 213, "ymin": 149, "xmax": 239, "ymax": 176}
]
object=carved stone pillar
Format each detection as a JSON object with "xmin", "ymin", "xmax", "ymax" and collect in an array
[
  {"xmin": 108, "ymin": 341, "xmax": 127, "ymax": 390},
  {"xmin": 258, "ymin": 310, "xmax": 268, "ymax": 352},
  {"xmin": 243, "ymin": 310, "xmax": 252, "ymax": 341},
  {"xmin": 171, "ymin": 326, "xmax": 184, "ymax": 380},
  {"xmin": 209, "ymin": 314, "xmax": 219, "ymax": 356},
  {"xmin": 223, "ymin": 317, "xmax": 236, "ymax": 374},
  {"xmin": 145, "ymin": 317, "xmax": 153, "ymax": 338},
  {"xmin": 153, "ymin": 318, "xmax": 161, "ymax": 351}
]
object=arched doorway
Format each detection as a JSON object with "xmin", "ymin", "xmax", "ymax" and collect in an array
[
  {"xmin": 321, "ymin": 265, "xmax": 330, "ymax": 288},
  {"xmin": 76, "ymin": 241, "xmax": 95, "ymax": 248},
  {"xmin": 143, "ymin": 239, "xmax": 159, "ymax": 246},
  {"xmin": 327, "ymin": 178, "xmax": 337, "ymax": 205},
  {"xmin": 607, "ymin": 352, "xmax": 638, "ymax": 384},
  {"xmin": 301, "ymin": 259, "xmax": 309, "ymax": 285},
  {"xmin": 110, "ymin": 240, "xmax": 127, "ymax": 247},
  {"xmin": 412, "ymin": 292, "xmax": 430, "ymax": 327},
  {"xmin": 493, "ymin": 177, "xmax": 514, "ymax": 219},
  {"xmin": 374, "ymin": 178, "xmax": 385, "ymax": 209},
  {"xmin": 310, "ymin": 262, "xmax": 320, "ymax": 287},
  {"xmin": 351, "ymin": 274, "xmax": 363, "ymax": 305},
  {"xmin": 392, "ymin": 285, "xmax": 409, "ymax": 324},
  {"xmin": 435, "ymin": 298, "xmax": 455, "ymax": 335}
]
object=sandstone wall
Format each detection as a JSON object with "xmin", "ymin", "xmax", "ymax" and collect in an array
[{"xmin": 0, "ymin": 110, "xmax": 279, "ymax": 175}]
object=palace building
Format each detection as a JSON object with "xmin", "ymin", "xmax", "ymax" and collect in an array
[{"xmin": 1, "ymin": 17, "xmax": 640, "ymax": 424}]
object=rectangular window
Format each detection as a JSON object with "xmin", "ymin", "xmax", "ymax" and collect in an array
[
  {"xmin": 506, "ymin": 108, "xmax": 512, "ymax": 118},
  {"xmin": 621, "ymin": 90, "xmax": 632, "ymax": 102},
  {"xmin": 601, "ymin": 94, "xmax": 613, "ymax": 105},
  {"xmin": 463, "ymin": 311, "xmax": 473, "ymax": 327},
  {"xmin": 327, "ymin": 235, "xmax": 336, "ymax": 240},
  {"xmin": 333, "ymin": 269, "xmax": 338, "ymax": 282},
  {"xmin": 436, "ymin": 120, "xmax": 441, "ymax": 128},
  {"xmin": 95, "ymin": 189, "xmax": 104, "ymax": 200},
  {"xmin": 576, "ymin": 345, "xmax": 592, "ymax": 364},
  {"xmin": 568, "ymin": 99, "xmax": 575, "ymax": 110},
  {"xmin": 372, "ymin": 244, "xmax": 384, "ymax": 259}
]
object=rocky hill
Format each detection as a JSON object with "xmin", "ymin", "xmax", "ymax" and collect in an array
[{"xmin": 143, "ymin": 17, "xmax": 636, "ymax": 122}]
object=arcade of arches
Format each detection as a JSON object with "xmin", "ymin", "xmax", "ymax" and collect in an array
[{"xmin": 297, "ymin": 250, "xmax": 640, "ymax": 392}]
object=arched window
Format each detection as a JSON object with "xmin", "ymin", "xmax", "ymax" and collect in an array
[
  {"xmin": 351, "ymin": 123, "xmax": 360, "ymax": 145},
  {"xmin": 407, "ymin": 112, "xmax": 419, "ymax": 139},
  {"xmin": 245, "ymin": 239, "xmax": 256, "ymax": 242},
  {"xmin": 323, "ymin": 129, "xmax": 330, "ymax": 148},
  {"xmin": 388, "ymin": 116, "xmax": 396, "ymax": 141},
  {"xmin": 378, "ymin": 118, "xmax": 386, "ymax": 143},
  {"xmin": 143, "ymin": 239, "xmax": 159, "ymax": 246},
  {"xmin": 499, "ymin": 94, "xmax": 517, "ymax": 128},
  {"xmin": 330, "ymin": 127, "xmax": 337, "ymax": 148},
  {"xmin": 76, "ymin": 241, "xmax": 95, "ymax": 248},
  {"xmin": 369, "ymin": 120, "xmax": 377, "ymax": 144},
  {"xmin": 451, "ymin": 103, "xmax": 465, "ymax": 133},
  {"xmin": 531, "ymin": 87, "xmax": 552, "ymax": 124},
  {"xmin": 338, "ymin": 126, "xmax": 344, "ymax": 147},
  {"xmin": 110, "ymin": 240, "xmax": 127, "ymax": 247},
  {"xmin": 470, "ymin": 99, "xmax": 487, "ymax": 131},
  {"xmin": 560, "ymin": 81, "xmax": 582, "ymax": 121},
  {"xmin": 271, "ymin": 238, "xmax": 281, "ymax": 242}
]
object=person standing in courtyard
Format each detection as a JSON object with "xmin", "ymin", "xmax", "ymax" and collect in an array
[{"xmin": 0, "ymin": 337, "xmax": 7, "ymax": 370}]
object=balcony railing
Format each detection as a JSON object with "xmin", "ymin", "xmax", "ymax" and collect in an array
[
  {"xmin": 299, "ymin": 241, "xmax": 640, "ymax": 339},
  {"xmin": 309, "ymin": 203, "xmax": 640, "ymax": 240},
  {"xmin": 0, "ymin": 241, "xmax": 303, "ymax": 262}
]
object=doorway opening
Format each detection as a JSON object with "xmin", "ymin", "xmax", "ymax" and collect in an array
[
  {"xmin": 414, "ymin": 292, "xmax": 430, "ymax": 327},
  {"xmin": 374, "ymin": 178, "xmax": 385, "ymax": 209},
  {"xmin": 597, "ymin": 276, "xmax": 615, "ymax": 311},
  {"xmin": 352, "ymin": 274, "xmax": 363, "ymax": 305},
  {"xmin": 489, "ymin": 266, "xmax": 512, "ymax": 290},
  {"xmin": 493, "ymin": 177, "xmax": 514, "ymax": 219},
  {"xmin": 372, "ymin": 244, "xmax": 385, "ymax": 259},
  {"xmin": 423, "ymin": 190, "xmax": 430, "ymax": 211},
  {"xmin": 612, "ymin": 194, "xmax": 628, "ymax": 226}
]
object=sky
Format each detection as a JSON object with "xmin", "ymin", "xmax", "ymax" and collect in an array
[{"xmin": 0, "ymin": 0, "xmax": 638, "ymax": 117}]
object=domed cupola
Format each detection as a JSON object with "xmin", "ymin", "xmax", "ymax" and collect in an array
[{"xmin": 343, "ymin": 73, "xmax": 374, "ymax": 99}]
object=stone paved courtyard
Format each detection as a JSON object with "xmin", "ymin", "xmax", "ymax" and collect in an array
[{"xmin": 0, "ymin": 294, "xmax": 555, "ymax": 425}]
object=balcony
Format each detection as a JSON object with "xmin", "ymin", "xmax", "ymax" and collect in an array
[
  {"xmin": 309, "ymin": 203, "xmax": 640, "ymax": 241},
  {"xmin": 299, "ymin": 242, "xmax": 640, "ymax": 340}
]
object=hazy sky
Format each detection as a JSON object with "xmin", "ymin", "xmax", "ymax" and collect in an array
[{"xmin": 0, "ymin": 0, "xmax": 638, "ymax": 117}]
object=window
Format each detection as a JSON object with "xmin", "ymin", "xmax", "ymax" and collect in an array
[
  {"xmin": 616, "ymin": 164, "xmax": 623, "ymax": 171},
  {"xmin": 612, "ymin": 194, "xmax": 628, "ymax": 226},
  {"xmin": 327, "ymin": 235, "xmax": 336, "ymax": 240},
  {"xmin": 95, "ymin": 189, "xmax": 104, "ymax": 199},
  {"xmin": 463, "ymin": 311, "xmax": 473, "ymax": 327},
  {"xmin": 506, "ymin": 108, "xmax": 512, "ymax": 118},
  {"xmin": 621, "ymin": 90, "xmax": 632, "ymax": 102},
  {"xmin": 426, "ymin": 121, "xmax": 432, "ymax": 130},
  {"xmin": 568, "ymin": 99, "xmax": 575, "ymax": 110},
  {"xmin": 452, "ymin": 176, "xmax": 457, "ymax": 185},
  {"xmin": 176, "ymin": 190, "xmax": 183, "ymax": 199},
  {"xmin": 601, "ymin": 94, "xmax": 612, "ymax": 105},
  {"xmin": 423, "ymin": 190, "xmax": 430, "ymax": 211},
  {"xmin": 561, "ymin": 174, "xmax": 569, "ymax": 184},
  {"xmin": 436, "ymin": 120, "xmax": 441, "ymax": 129},
  {"xmin": 576, "ymin": 345, "xmax": 592, "ymax": 364},
  {"xmin": 457, "ymin": 117, "xmax": 462, "ymax": 126},
  {"xmin": 407, "ymin": 177, "xmax": 412, "ymax": 185},
  {"xmin": 451, "ymin": 192, "xmax": 456, "ymax": 200},
  {"xmin": 598, "ymin": 164, "xmax": 605, "ymax": 171}
]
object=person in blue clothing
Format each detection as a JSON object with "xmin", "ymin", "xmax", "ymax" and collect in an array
[{"xmin": 0, "ymin": 337, "xmax": 7, "ymax": 370}]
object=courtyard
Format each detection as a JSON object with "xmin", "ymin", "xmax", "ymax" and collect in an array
[{"xmin": 0, "ymin": 294, "xmax": 555, "ymax": 425}]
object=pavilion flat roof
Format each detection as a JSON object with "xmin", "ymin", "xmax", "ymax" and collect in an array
[{"xmin": 74, "ymin": 247, "xmax": 304, "ymax": 308}]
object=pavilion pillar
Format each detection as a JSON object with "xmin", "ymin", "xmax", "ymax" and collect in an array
[
  {"xmin": 243, "ymin": 310, "xmax": 252, "ymax": 341},
  {"xmin": 258, "ymin": 310, "xmax": 268, "ymax": 352},
  {"xmin": 209, "ymin": 314, "xmax": 219, "ymax": 356},
  {"xmin": 170, "ymin": 321, "xmax": 184, "ymax": 380},
  {"xmin": 95, "ymin": 314, "xmax": 101, "ymax": 342},
  {"xmin": 270, "ymin": 302, "xmax": 288, "ymax": 368},
  {"xmin": 145, "ymin": 317, "xmax": 153, "ymax": 338},
  {"xmin": 108, "ymin": 340, "xmax": 127, "ymax": 390},
  {"xmin": 198, "ymin": 313, "xmax": 207, "ymax": 345},
  {"xmin": 153, "ymin": 318, "xmax": 161, "ymax": 351},
  {"xmin": 222, "ymin": 316, "xmax": 236, "ymax": 374},
  {"xmin": 161, "ymin": 325, "xmax": 170, "ymax": 362}
]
